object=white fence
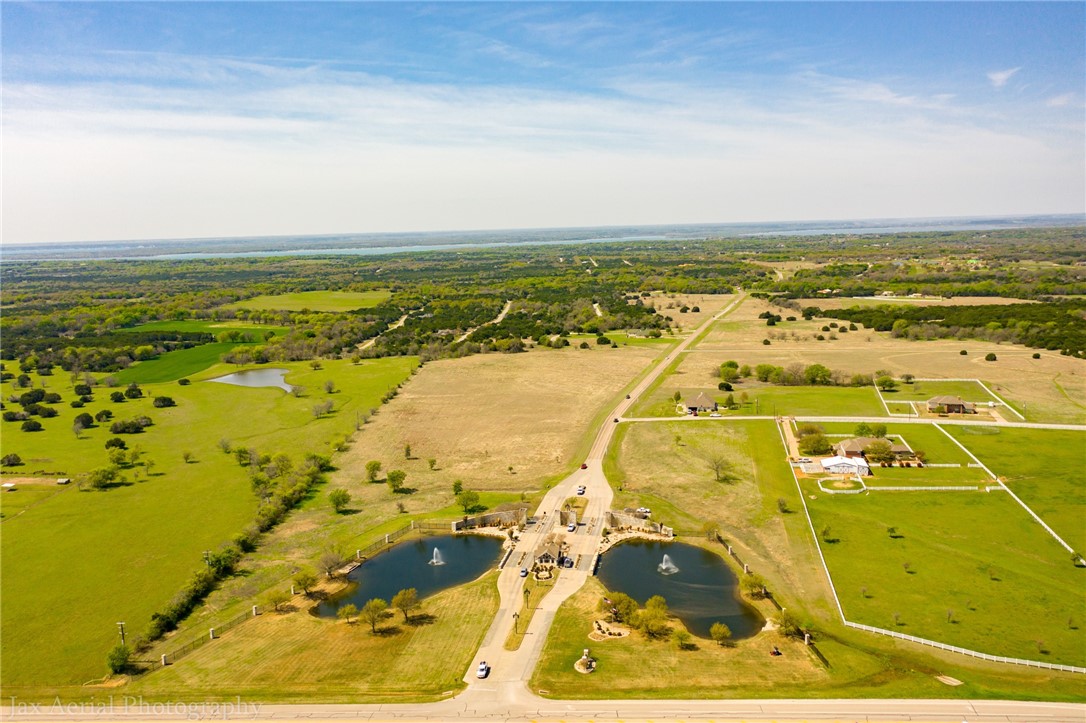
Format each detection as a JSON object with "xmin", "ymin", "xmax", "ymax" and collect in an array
[
  {"xmin": 843, "ymin": 621, "xmax": 1086, "ymax": 674},
  {"xmin": 868, "ymin": 485, "xmax": 979, "ymax": 492}
]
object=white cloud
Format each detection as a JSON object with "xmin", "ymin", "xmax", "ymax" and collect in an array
[
  {"xmin": 1047, "ymin": 92, "xmax": 1075, "ymax": 107},
  {"xmin": 987, "ymin": 67, "xmax": 1020, "ymax": 88}
]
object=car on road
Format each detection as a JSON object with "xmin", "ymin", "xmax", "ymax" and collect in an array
[
  {"xmin": 519, "ymin": 567, "xmax": 528, "ymax": 577},
  {"xmin": 709, "ymin": 412, "xmax": 721, "ymax": 418},
  {"xmin": 576, "ymin": 486, "xmax": 586, "ymax": 495},
  {"xmin": 563, "ymin": 558, "xmax": 574, "ymax": 568},
  {"xmin": 476, "ymin": 661, "xmax": 489, "ymax": 678},
  {"xmin": 580, "ymin": 463, "xmax": 588, "ymax": 469},
  {"xmin": 567, "ymin": 522, "xmax": 577, "ymax": 532}
]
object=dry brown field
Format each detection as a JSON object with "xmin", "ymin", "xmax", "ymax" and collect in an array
[
  {"xmin": 795, "ymin": 296, "xmax": 1039, "ymax": 309},
  {"xmin": 644, "ymin": 293, "xmax": 736, "ymax": 333},
  {"xmin": 683, "ymin": 298, "xmax": 1086, "ymax": 423}
]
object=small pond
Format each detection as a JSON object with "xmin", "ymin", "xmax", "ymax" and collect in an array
[
  {"xmin": 208, "ymin": 368, "xmax": 292, "ymax": 393},
  {"xmin": 313, "ymin": 534, "xmax": 503, "ymax": 618},
  {"xmin": 596, "ymin": 539, "xmax": 762, "ymax": 639}
]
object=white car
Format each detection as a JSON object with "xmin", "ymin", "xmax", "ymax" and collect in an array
[
  {"xmin": 567, "ymin": 522, "xmax": 577, "ymax": 532},
  {"xmin": 636, "ymin": 507, "xmax": 651, "ymax": 515},
  {"xmin": 709, "ymin": 412, "xmax": 721, "ymax": 418},
  {"xmin": 476, "ymin": 661, "xmax": 490, "ymax": 678},
  {"xmin": 576, "ymin": 486, "xmax": 586, "ymax": 495}
]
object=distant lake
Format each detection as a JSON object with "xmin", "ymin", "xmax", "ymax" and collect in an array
[{"xmin": 208, "ymin": 368, "xmax": 291, "ymax": 393}]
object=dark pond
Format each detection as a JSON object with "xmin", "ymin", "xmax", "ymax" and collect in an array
[
  {"xmin": 208, "ymin": 368, "xmax": 291, "ymax": 393},
  {"xmin": 596, "ymin": 539, "xmax": 762, "ymax": 639},
  {"xmin": 313, "ymin": 534, "xmax": 503, "ymax": 617}
]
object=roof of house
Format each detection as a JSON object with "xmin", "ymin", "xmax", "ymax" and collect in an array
[
  {"xmin": 535, "ymin": 543, "xmax": 560, "ymax": 560},
  {"xmin": 836, "ymin": 437, "xmax": 911, "ymax": 454},
  {"xmin": 927, "ymin": 395, "xmax": 974, "ymax": 407},
  {"xmin": 821, "ymin": 455, "xmax": 870, "ymax": 469},
  {"xmin": 684, "ymin": 392, "xmax": 717, "ymax": 408}
]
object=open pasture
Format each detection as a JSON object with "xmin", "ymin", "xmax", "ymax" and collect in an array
[
  {"xmin": 128, "ymin": 570, "xmax": 499, "ymax": 702},
  {"xmin": 947, "ymin": 426, "xmax": 1086, "ymax": 553},
  {"xmin": 0, "ymin": 357, "xmax": 416, "ymax": 686},
  {"xmin": 645, "ymin": 293, "xmax": 736, "ymax": 334},
  {"xmin": 631, "ymin": 381, "xmax": 884, "ymax": 418},
  {"xmin": 225, "ymin": 290, "xmax": 390, "ymax": 312},
  {"xmin": 121, "ymin": 320, "xmax": 289, "ymax": 336},
  {"xmin": 880, "ymin": 380, "xmax": 998, "ymax": 405},
  {"xmin": 805, "ymin": 485, "xmax": 1086, "ymax": 667},
  {"xmin": 683, "ymin": 306, "xmax": 1085, "ymax": 424},
  {"xmin": 113, "ymin": 343, "xmax": 251, "ymax": 383}
]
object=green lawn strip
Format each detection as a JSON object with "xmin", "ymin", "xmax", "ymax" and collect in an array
[
  {"xmin": 504, "ymin": 571, "xmax": 559, "ymax": 650},
  {"xmin": 121, "ymin": 320, "xmax": 289, "ymax": 336},
  {"xmin": 946, "ymin": 426, "xmax": 1086, "ymax": 553},
  {"xmin": 806, "ymin": 485, "xmax": 1086, "ymax": 666},
  {"xmin": 0, "ymin": 483, "xmax": 72, "ymax": 519},
  {"xmin": 225, "ymin": 290, "xmax": 391, "ymax": 312},
  {"xmin": 739, "ymin": 386, "xmax": 886, "ymax": 417},
  {"xmin": 882, "ymin": 380, "xmax": 998, "ymax": 404},
  {"xmin": 864, "ymin": 466, "xmax": 991, "ymax": 487},
  {"xmin": 567, "ymin": 331, "xmax": 674, "ymax": 347},
  {"xmin": 125, "ymin": 570, "xmax": 499, "ymax": 703},
  {"xmin": 113, "ymin": 343, "xmax": 255, "ymax": 384},
  {"xmin": 0, "ymin": 358, "xmax": 416, "ymax": 686}
]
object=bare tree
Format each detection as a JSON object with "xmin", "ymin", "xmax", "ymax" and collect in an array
[{"xmin": 704, "ymin": 452, "xmax": 733, "ymax": 483}]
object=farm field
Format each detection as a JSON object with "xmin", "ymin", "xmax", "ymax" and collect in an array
[
  {"xmin": 128, "ymin": 570, "xmax": 500, "ymax": 702},
  {"xmin": 861, "ymin": 465, "xmax": 992, "ymax": 487},
  {"xmin": 804, "ymin": 484, "xmax": 1086, "ymax": 667},
  {"xmin": 121, "ymin": 320, "xmax": 289, "ymax": 336},
  {"xmin": 608, "ymin": 420, "xmax": 837, "ymax": 622},
  {"xmin": 947, "ymin": 426, "xmax": 1086, "ymax": 553},
  {"xmin": 0, "ymin": 356, "xmax": 417, "ymax": 687},
  {"xmin": 113, "ymin": 343, "xmax": 253, "ymax": 384},
  {"xmin": 631, "ymin": 382, "xmax": 884, "ymax": 418},
  {"xmin": 225, "ymin": 290, "xmax": 390, "ymax": 312}
]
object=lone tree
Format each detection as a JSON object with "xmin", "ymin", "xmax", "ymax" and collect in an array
[
  {"xmin": 775, "ymin": 610, "xmax": 803, "ymax": 638},
  {"xmin": 392, "ymin": 588, "xmax": 419, "ymax": 623},
  {"xmin": 452, "ymin": 480, "xmax": 463, "ymax": 496},
  {"xmin": 359, "ymin": 598, "xmax": 388, "ymax": 633},
  {"xmin": 365, "ymin": 460, "xmax": 382, "ymax": 482},
  {"xmin": 427, "ymin": 458, "xmax": 437, "ymax": 471},
  {"xmin": 323, "ymin": 380, "xmax": 336, "ymax": 394},
  {"xmin": 329, "ymin": 488, "xmax": 351, "ymax": 513},
  {"xmin": 457, "ymin": 489, "xmax": 480, "ymax": 514},
  {"xmin": 704, "ymin": 452, "xmax": 733, "ymax": 483},
  {"xmin": 709, "ymin": 621, "xmax": 732, "ymax": 647},
  {"xmin": 106, "ymin": 644, "xmax": 130, "ymax": 674},
  {"xmin": 403, "ymin": 443, "xmax": 412, "ymax": 459},
  {"xmin": 265, "ymin": 589, "xmax": 290, "ymax": 612},
  {"xmin": 387, "ymin": 469, "xmax": 407, "ymax": 493},
  {"xmin": 319, "ymin": 549, "xmax": 344, "ymax": 578},
  {"xmin": 337, "ymin": 604, "xmax": 358, "ymax": 624},
  {"xmin": 598, "ymin": 592, "xmax": 638, "ymax": 624},
  {"xmin": 864, "ymin": 439, "xmax": 895, "ymax": 465},
  {"xmin": 293, "ymin": 570, "xmax": 318, "ymax": 595},
  {"xmin": 875, "ymin": 375, "xmax": 898, "ymax": 392}
]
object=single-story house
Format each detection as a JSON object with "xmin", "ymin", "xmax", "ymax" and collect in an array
[
  {"xmin": 682, "ymin": 392, "xmax": 718, "ymax": 413},
  {"xmin": 820, "ymin": 455, "xmax": 871, "ymax": 476},
  {"xmin": 926, "ymin": 395, "xmax": 976, "ymax": 414},
  {"xmin": 535, "ymin": 543, "xmax": 560, "ymax": 565},
  {"xmin": 835, "ymin": 437, "xmax": 914, "ymax": 460}
]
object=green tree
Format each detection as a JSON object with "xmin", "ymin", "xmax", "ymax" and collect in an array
[
  {"xmin": 457, "ymin": 489, "xmax": 480, "ymax": 513},
  {"xmin": 85, "ymin": 466, "xmax": 119, "ymax": 490},
  {"xmin": 870, "ymin": 423, "xmax": 887, "ymax": 438},
  {"xmin": 329, "ymin": 488, "xmax": 351, "ymax": 513},
  {"xmin": 740, "ymin": 573, "xmax": 766, "ymax": 598},
  {"xmin": 337, "ymin": 603, "xmax": 358, "ymax": 624},
  {"xmin": 387, "ymin": 469, "xmax": 407, "ymax": 492},
  {"xmin": 775, "ymin": 609, "xmax": 803, "ymax": 638},
  {"xmin": 427, "ymin": 458, "xmax": 437, "ymax": 471},
  {"xmin": 672, "ymin": 390, "xmax": 682, "ymax": 403},
  {"xmin": 106, "ymin": 644, "xmax": 130, "ymax": 674},
  {"xmin": 804, "ymin": 363, "xmax": 832, "ymax": 385},
  {"xmin": 265, "ymin": 589, "xmax": 290, "ymax": 612},
  {"xmin": 638, "ymin": 596, "xmax": 671, "ymax": 638},
  {"xmin": 864, "ymin": 439, "xmax": 895, "ymax": 464},
  {"xmin": 293, "ymin": 570, "xmax": 318, "ymax": 595},
  {"xmin": 365, "ymin": 460, "xmax": 382, "ymax": 482},
  {"xmin": 452, "ymin": 480, "xmax": 463, "ymax": 496},
  {"xmin": 360, "ymin": 598, "xmax": 388, "ymax": 633},
  {"xmin": 403, "ymin": 443, "xmax": 412, "ymax": 459},
  {"xmin": 798, "ymin": 433, "xmax": 832, "ymax": 456},
  {"xmin": 854, "ymin": 422, "xmax": 872, "ymax": 437},
  {"xmin": 599, "ymin": 592, "xmax": 638, "ymax": 624},
  {"xmin": 710, "ymin": 621, "xmax": 733, "ymax": 646},
  {"xmin": 875, "ymin": 375, "xmax": 897, "ymax": 391},
  {"xmin": 392, "ymin": 588, "xmax": 419, "ymax": 623},
  {"xmin": 672, "ymin": 628, "xmax": 693, "ymax": 650}
]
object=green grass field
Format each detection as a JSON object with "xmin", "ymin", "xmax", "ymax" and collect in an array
[
  {"xmin": 816, "ymin": 423, "xmax": 977, "ymax": 466},
  {"xmin": 806, "ymin": 485, "xmax": 1086, "ymax": 666},
  {"xmin": 113, "ymin": 343, "xmax": 252, "ymax": 384},
  {"xmin": 121, "ymin": 320, "xmax": 289, "ymax": 336},
  {"xmin": 863, "ymin": 466, "xmax": 991, "ymax": 487},
  {"xmin": 225, "ymin": 290, "xmax": 390, "ymax": 312},
  {"xmin": 0, "ymin": 356, "xmax": 417, "ymax": 686},
  {"xmin": 631, "ymin": 383, "xmax": 886, "ymax": 418},
  {"xmin": 947, "ymin": 426, "xmax": 1086, "ymax": 553},
  {"xmin": 881, "ymin": 380, "xmax": 997, "ymax": 404},
  {"xmin": 126, "ymin": 570, "xmax": 499, "ymax": 702}
]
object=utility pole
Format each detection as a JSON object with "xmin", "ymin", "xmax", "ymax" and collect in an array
[
  {"xmin": 116, "ymin": 621, "xmax": 126, "ymax": 646},
  {"xmin": 513, "ymin": 611, "xmax": 520, "ymax": 634}
]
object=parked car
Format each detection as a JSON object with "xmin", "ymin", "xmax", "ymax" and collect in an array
[
  {"xmin": 580, "ymin": 463, "xmax": 588, "ymax": 469},
  {"xmin": 797, "ymin": 457, "xmax": 812, "ymax": 463},
  {"xmin": 567, "ymin": 522, "xmax": 577, "ymax": 532},
  {"xmin": 636, "ymin": 507, "xmax": 651, "ymax": 515},
  {"xmin": 563, "ymin": 558, "xmax": 574, "ymax": 568},
  {"xmin": 519, "ymin": 567, "xmax": 528, "ymax": 577},
  {"xmin": 709, "ymin": 412, "xmax": 721, "ymax": 418},
  {"xmin": 476, "ymin": 661, "xmax": 489, "ymax": 678}
]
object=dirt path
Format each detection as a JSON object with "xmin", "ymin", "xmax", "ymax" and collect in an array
[
  {"xmin": 356, "ymin": 313, "xmax": 408, "ymax": 350},
  {"xmin": 592, "ymin": 302, "xmax": 603, "ymax": 318},
  {"xmin": 456, "ymin": 300, "xmax": 512, "ymax": 343}
]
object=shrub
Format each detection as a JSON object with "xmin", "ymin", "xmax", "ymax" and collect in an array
[
  {"xmin": 70, "ymin": 400, "xmax": 85, "ymax": 408},
  {"xmin": 762, "ymin": 339, "xmax": 771, "ymax": 346},
  {"xmin": 960, "ymin": 349, "xmax": 968, "ymax": 355},
  {"xmin": 984, "ymin": 352, "xmax": 997, "ymax": 361},
  {"xmin": 123, "ymin": 383, "xmax": 143, "ymax": 399},
  {"xmin": 152, "ymin": 396, "xmax": 176, "ymax": 408},
  {"xmin": 21, "ymin": 420, "xmax": 42, "ymax": 432},
  {"xmin": 2, "ymin": 453, "xmax": 23, "ymax": 467},
  {"xmin": 110, "ymin": 392, "xmax": 125, "ymax": 403},
  {"xmin": 178, "ymin": 378, "xmax": 191, "ymax": 386},
  {"xmin": 95, "ymin": 409, "xmax": 114, "ymax": 422},
  {"xmin": 718, "ymin": 382, "xmax": 733, "ymax": 391},
  {"xmin": 1032, "ymin": 352, "xmax": 1041, "ymax": 359},
  {"xmin": 106, "ymin": 644, "xmax": 130, "ymax": 674}
]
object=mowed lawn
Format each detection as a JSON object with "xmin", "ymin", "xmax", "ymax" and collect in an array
[
  {"xmin": 128, "ymin": 571, "xmax": 499, "ymax": 702},
  {"xmin": 226, "ymin": 290, "xmax": 390, "ymax": 312},
  {"xmin": 948, "ymin": 426, "xmax": 1086, "ymax": 553},
  {"xmin": 806, "ymin": 486, "xmax": 1086, "ymax": 666},
  {"xmin": 881, "ymin": 380, "xmax": 998, "ymax": 404},
  {"xmin": 0, "ymin": 357, "xmax": 416, "ymax": 686},
  {"xmin": 631, "ymin": 382, "xmax": 885, "ymax": 418},
  {"xmin": 113, "ymin": 343, "xmax": 253, "ymax": 384},
  {"xmin": 121, "ymin": 320, "xmax": 289, "ymax": 336}
]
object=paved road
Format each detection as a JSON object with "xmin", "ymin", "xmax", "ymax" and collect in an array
[{"xmin": 622, "ymin": 414, "xmax": 1086, "ymax": 431}]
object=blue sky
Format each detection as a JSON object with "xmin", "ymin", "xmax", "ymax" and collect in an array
[{"xmin": 3, "ymin": 2, "xmax": 1083, "ymax": 244}]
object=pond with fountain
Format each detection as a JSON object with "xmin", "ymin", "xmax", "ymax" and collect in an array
[
  {"xmin": 313, "ymin": 534, "xmax": 504, "ymax": 618},
  {"xmin": 596, "ymin": 538, "xmax": 763, "ymax": 639}
]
